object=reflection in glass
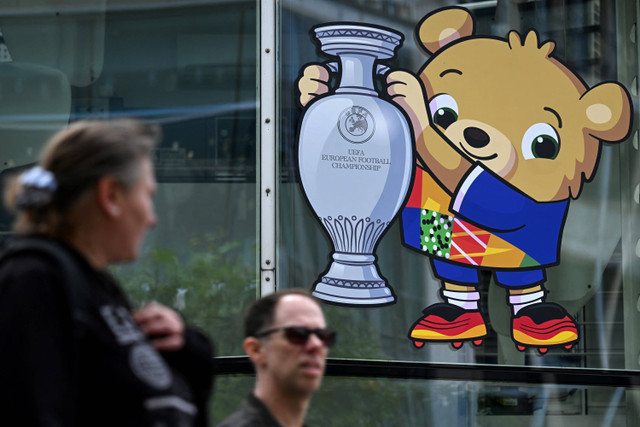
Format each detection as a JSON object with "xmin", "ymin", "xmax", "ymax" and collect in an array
[
  {"xmin": 213, "ymin": 375, "xmax": 631, "ymax": 426},
  {"xmin": 0, "ymin": 1, "xmax": 260, "ymax": 356},
  {"xmin": 278, "ymin": 0, "xmax": 638, "ymax": 371}
]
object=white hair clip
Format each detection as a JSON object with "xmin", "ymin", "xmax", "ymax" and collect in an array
[
  {"xmin": 20, "ymin": 166, "xmax": 57, "ymax": 190},
  {"xmin": 15, "ymin": 166, "xmax": 58, "ymax": 209}
]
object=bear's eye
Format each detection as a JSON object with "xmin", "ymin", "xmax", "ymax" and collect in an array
[
  {"xmin": 428, "ymin": 94, "xmax": 459, "ymax": 130},
  {"xmin": 521, "ymin": 123, "xmax": 560, "ymax": 160}
]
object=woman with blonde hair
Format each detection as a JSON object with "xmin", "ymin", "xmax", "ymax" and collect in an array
[{"xmin": 0, "ymin": 119, "xmax": 213, "ymax": 426}]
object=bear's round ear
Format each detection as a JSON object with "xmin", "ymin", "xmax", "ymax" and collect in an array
[
  {"xmin": 580, "ymin": 82, "xmax": 633, "ymax": 143},
  {"xmin": 416, "ymin": 7, "xmax": 474, "ymax": 55}
]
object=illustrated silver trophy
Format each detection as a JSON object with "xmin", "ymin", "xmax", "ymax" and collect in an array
[{"xmin": 297, "ymin": 23, "xmax": 414, "ymax": 306}]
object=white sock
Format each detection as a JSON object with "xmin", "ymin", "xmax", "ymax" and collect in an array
[
  {"xmin": 509, "ymin": 290, "xmax": 545, "ymax": 315},
  {"xmin": 442, "ymin": 289, "xmax": 480, "ymax": 310}
]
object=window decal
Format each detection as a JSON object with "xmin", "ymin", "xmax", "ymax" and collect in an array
[{"xmin": 295, "ymin": 6, "xmax": 633, "ymax": 355}]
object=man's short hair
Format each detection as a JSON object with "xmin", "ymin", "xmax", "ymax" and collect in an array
[{"xmin": 244, "ymin": 289, "xmax": 319, "ymax": 338}]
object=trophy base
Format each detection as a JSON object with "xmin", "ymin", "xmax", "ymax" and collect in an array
[
  {"xmin": 313, "ymin": 281, "xmax": 395, "ymax": 306},
  {"xmin": 311, "ymin": 252, "xmax": 396, "ymax": 306}
]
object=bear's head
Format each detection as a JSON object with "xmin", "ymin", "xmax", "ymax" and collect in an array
[{"xmin": 416, "ymin": 7, "xmax": 632, "ymax": 202}]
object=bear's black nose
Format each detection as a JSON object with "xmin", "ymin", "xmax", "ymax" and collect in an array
[{"xmin": 463, "ymin": 127, "xmax": 490, "ymax": 148}]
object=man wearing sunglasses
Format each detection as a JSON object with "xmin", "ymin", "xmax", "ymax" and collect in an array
[{"xmin": 217, "ymin": 289, "xmax": 336, "ymax": 427}]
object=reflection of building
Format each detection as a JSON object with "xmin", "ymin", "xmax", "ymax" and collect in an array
[{"xmin": 0, "ymin": 0, "xmax": 639, "ymax": 425}]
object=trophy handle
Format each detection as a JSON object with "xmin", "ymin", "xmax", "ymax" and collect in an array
[
  {"xmin": 321, "ymin": 61, "xmax": 392, "ymax": 99},
  {"xmin": 325, "ymin": 61, "xmax": 339, "ymax": 73},
  {"xmin": 325, "ymin": 61, "xmax": 390, "ymax": 76},
  {"xmin": 375, "ymin": 64, "xmax": 390, "ymax": 75}
]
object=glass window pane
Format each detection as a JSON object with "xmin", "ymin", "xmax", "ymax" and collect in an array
[
  {"xmin": 212, "ymin": 374, "xmax": 637, "ymax": 426},
  {"xmin": 104, "ymin": 1, "xmax": 259, "ymax": 357},
  {"xmin": 278, "ymin": 0, "xmax": 640, "ymax": 370},
  {"xmin": 0, "ymin": 1, "xmax": 260, "ymax": 357}
]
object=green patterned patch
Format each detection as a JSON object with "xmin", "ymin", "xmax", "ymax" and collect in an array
[{"xmin": 419, "ymin": 209, "xmax": 453, "ymax": 258}]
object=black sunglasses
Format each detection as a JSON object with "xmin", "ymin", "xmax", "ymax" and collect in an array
[{"xmin": 254, "ymin": 326, "xmax": 337, "ymax": 347}]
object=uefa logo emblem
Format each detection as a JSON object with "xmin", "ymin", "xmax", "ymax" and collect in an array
[{"xmin": 338, "ymin": 106, "xmax": 375, "ymax": 144}]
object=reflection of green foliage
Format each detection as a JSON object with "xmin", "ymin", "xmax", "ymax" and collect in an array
[
  {"xmin": 322, "ymin": 304, "xmax": 387, "ymax": 359},
  {"xmin": 114, "ymin": 235, "xmax": 410, "ymax": 424},
  {"xmin": 114, "ymin": 234, "xmax": 257, "ymax": 356},
  {"xmin": 310, "ymin": 377, "xmax": 437, "ymax": 426},
  {"xmin": 307, "ymin": 377, "xmax": 397, "ymax": 426},
  {"xmin": 211, "ymin": 375, "xmax": 254, "ymax": 424}
]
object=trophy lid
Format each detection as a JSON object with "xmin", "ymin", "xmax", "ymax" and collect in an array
[{"xmin": 314, "ymin": 24, "xmax": 403, "ymax": 59}]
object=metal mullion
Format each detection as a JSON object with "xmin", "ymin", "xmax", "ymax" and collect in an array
[{"xmin": 259, "ymin": 0, "xmax": 276, "ymax": 296}]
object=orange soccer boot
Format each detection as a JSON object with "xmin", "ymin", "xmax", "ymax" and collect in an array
[
  {"xmin": 512, "ymin": 302, "xmax": 579, "ymax": 354},
  {"xmin": 409, "ymin": 303, "xmax": 487, "ymax": 349}
]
